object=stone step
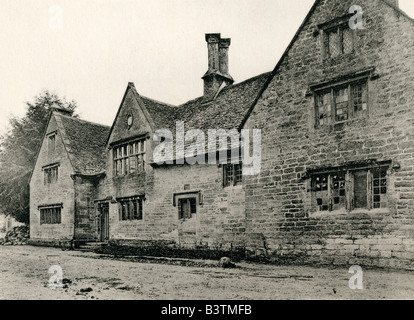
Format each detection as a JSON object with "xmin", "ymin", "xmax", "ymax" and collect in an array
[{"xmin": 77, "ymin": 242, "xmax": 107, "ymax": 251}]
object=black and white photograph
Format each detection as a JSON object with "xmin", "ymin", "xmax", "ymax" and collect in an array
[{"xmin": 0, "ymin": 0, "xmax": 413, "ymax": 306}]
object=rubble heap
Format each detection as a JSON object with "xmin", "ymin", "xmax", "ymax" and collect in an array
[{"xmin": 0, "ymin": 226, "xmax": 29, "ymax": 246}]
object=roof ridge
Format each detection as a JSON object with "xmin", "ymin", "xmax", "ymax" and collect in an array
[
  {"xmin": 219, "ymin": 71, "xmax": 272, "ymax": 93},
  {"xmin": 140, "ymin": 95, "xmax": 177, "ymax": 109},
  {"xmin": 53, "ymin": 112, "xmax": 111, "ymax": 128},
  {"xmin": 177, "ymin": 71, "xmax": 272, "ymax": 108}
]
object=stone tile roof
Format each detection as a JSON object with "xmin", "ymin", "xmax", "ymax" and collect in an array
[
  {"xmin": 139, "ymin": 96, "xmax": 177, "ymax": 132},
  {"xmin": 54, "ymin": 113, "xmax": 111, "ymax": 175},
  {"xmin": 176, "ymin": 72, "xmax": 271, "ymax": 131},
  {"xmin": 137, "ymin": 72, "xmax": 271, "ymax": 162},
  {"xmin": 134, "ymin": 72, "xmax": 270, "ymax": 134}
]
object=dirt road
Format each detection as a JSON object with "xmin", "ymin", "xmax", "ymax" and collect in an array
[{"xmin": 0, "ymin": 245, "xmax": 413, "ymax": 300}]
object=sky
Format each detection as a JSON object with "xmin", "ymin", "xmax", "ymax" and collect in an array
[{"xmin": 0, "ymin": 0, "xmax": 413, "ymax": 135}]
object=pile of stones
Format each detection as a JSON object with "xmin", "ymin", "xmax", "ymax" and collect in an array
[{"xmin": 0, "ymin": 226, "xmax": 29, "ymax": 246}]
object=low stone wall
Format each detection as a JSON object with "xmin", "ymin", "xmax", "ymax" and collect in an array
[
  {"xmin": 95, "ymin": 239, "xmax": 246, "ymax": 262},
  {"xmin": 28, "ymin": 238, "xmax": 73, "ymax": 249}
]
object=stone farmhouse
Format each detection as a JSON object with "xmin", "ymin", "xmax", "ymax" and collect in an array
[{"xmin": 29, "ymin": 0, "xmax": 414, "ymax": 269}]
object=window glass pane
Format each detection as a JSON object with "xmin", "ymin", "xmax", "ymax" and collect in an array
[
  {"xmin": 317, "ymin": 92, "xmax": 332, "ymax": 126},
  {"xmin": 342, "ymin": 28, "xmax": 353, "ymax": 54},
  {"xmin": 352, "ymin": 82, "xmax": 368, "ymax": 117},
  {"xmin": 335, "ymin": 87, "xmax": 349, "ymax": 121},
  {"xmin": 133, "ymin": 200, "xmax": 138, "ymax": 219},
  {"xmin": 190, "ymin": 198, "xmax": 197, "ymax": 214},
  {"xmin": 328, "ymin": 30, "xmax": 340, "ymax": 57},
  {"xmin": 130, "ymin": 156, "xmax": 136, "ymax": 173},
  {"xmin": 332, "ymin": 172, "xmax": 346, "ymax": 210},
  {"xmin": 225, "ymin": 165, "xmax": 234, "ymax": 186},
  {"xmin": 138, "ymin": 200, "xmax": 143, "ymax": 220},
  {"xmin": 235, "ymin": 164, "xmax": 243, "ymax": 184},
  {"xmin": 48, "ymin": 135, "xmax": 56, "ymax": 153},
  {"xmin": 373, "ymin": 168, "xmax": 388, "ymax": 208},
  {"xmin": 122, "ymin": 203, "xmax": 127, "ymax": 220},
  {"xmin": 314, "ymin": 174, "xmax": 330, "ymax": 212}
]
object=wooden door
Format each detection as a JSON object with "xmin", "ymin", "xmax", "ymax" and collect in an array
[{"xmin": 100, "ymin": 204, "xmax": 109, "ymax": 242}]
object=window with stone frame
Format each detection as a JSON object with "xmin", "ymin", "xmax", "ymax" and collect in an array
[
  {"xmin": 324, "ymin": 24, "xmax": 354, "ymax": 58},
  {"xmin": 48, "ymin": 133, "xmax": 56, "ymax": 154},
  {"xmin": 315, "ymin": 79, "xmax": 368, "ymax": 126},
  {"xmin": 311, "ymin": 166, "xmax": 389, "ymax": 213},
  {"xmin": 223, "ymin": 163, "xmax": 243, "ymax": 187},
  {"xmin": 43, "ymin": 165, "xmax": 59, "ymax": 185},
  {"xmin": 178, "ymin": 198, "xmax": 197, "ymax": 220},
  {"xmin": 113, "ymin": 139, "xmax": 146, "ymax": 176},
  {"xmin": 39, "ymin": 205, "xmax": 62, "ymax": 225},
  {"xmin": 118, "ymin": 197, "xmax": 143, "ymax": 221}
]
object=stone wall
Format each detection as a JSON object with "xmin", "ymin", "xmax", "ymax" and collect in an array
[
  {"xmin": 30, "ymin": 114, "xmax": 75, "ymax": 242},
  {"xmin": 73, "ymin": 175, "xmax": 99, "ymax": 241},
  {"xmin": 102, "ymin": 163, "xmax": 246, "ymax": 251},
  {"xmin": 243, "ymin": 0, "xmax": 414, "ymax": 269}
]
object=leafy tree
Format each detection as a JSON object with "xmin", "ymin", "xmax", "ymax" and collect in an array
[{"xmin": 0, "ymin": 90, "xmax": 77, "ymax": 224}]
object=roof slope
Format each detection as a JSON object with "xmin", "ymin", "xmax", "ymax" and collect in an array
[
  {"xmin": 55, "ymin": 113, "xmax": 111, "ymax": 175},
  {"xmin": 175, "ymin": 72, "xmax": 270, "ymax": 131},
  {"xmin": 140, "ymin": 96, "xmax": 177, "ymax": 131},
  {"xmin": 130, "ymin": 72, "xmax": 270, "ymax": 134}
]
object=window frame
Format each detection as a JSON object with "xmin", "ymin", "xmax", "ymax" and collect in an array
[
  {"xmin": 113, "ymin": 138, "xmax": 146, "ymax": 176},
  {"xmin": 178, "ymin": 197, "xmax": 197, "ymax": 220},
  {"xmin": 47, "ymin": 133, "xmax": 56, "ymax": 154},
  {"xmin": 223, "ymin": 163, "xmax": 243, "ymax": 187},
  {"xmin": 323, "ymin": 23, "xmax": 355, "ymax": 59},
  {"xmin": 310, "ymin": 166, "xmax": 390, "ymax": 213},
  {"xmin": 39, "ymin": 204, "xmax": 62, "ymax": 225},
  {"xmin": 118, "ymin": 197, "xmax": 144, "ymax": 221},
  {"xmin": 43, "ymin": 164, "xmax": 59, "ymax": 185},
  {"xmin": 315, "ymin": 78, "xmax": 368, "ymax": 127}
]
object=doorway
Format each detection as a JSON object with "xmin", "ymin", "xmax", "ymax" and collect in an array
[{"xmin": 99, "ymin": 203, "xmax": 109, "ymax": 242}]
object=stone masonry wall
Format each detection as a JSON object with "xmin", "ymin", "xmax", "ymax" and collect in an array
[
  {"xmin": 102, "ymin": 162, "xmax": 246, "ymax": 251},
  {"xmin": 243, "ymin": 0, "xmax": 414, "ymax": 269},
  {"xmin": 73, "ymin": 176, "xmax": 99, "ymax": 241},
  {"xmin": 30, "ymin": 115, "xmax": 75, "ymax": 242}
]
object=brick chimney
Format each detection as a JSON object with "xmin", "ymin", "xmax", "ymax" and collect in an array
[{"xmin": 202, "ymin": 33, "xmax": 234, "ymax": 101}]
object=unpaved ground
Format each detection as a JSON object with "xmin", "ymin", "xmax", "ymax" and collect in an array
[{"xmin": 0, "ymin": 246, "xmax": 413, "ymax": 300}]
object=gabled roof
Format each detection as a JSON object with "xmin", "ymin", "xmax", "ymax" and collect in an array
[
  {"xmin": 54, "ymin": 113, "xmax": 110, "ymax": 175},
  {"xmin": 108, "ymin": 72, "xmax": 270, "ymax": 139}
]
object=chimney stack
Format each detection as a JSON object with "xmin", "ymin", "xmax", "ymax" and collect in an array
[
  {"xmin": 50, "ymin": 103, "xmax": 74, "ymax": 116},
  {"xmin": 202, "ymin": 33, "xmax": 234, "ymax": 101}
]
